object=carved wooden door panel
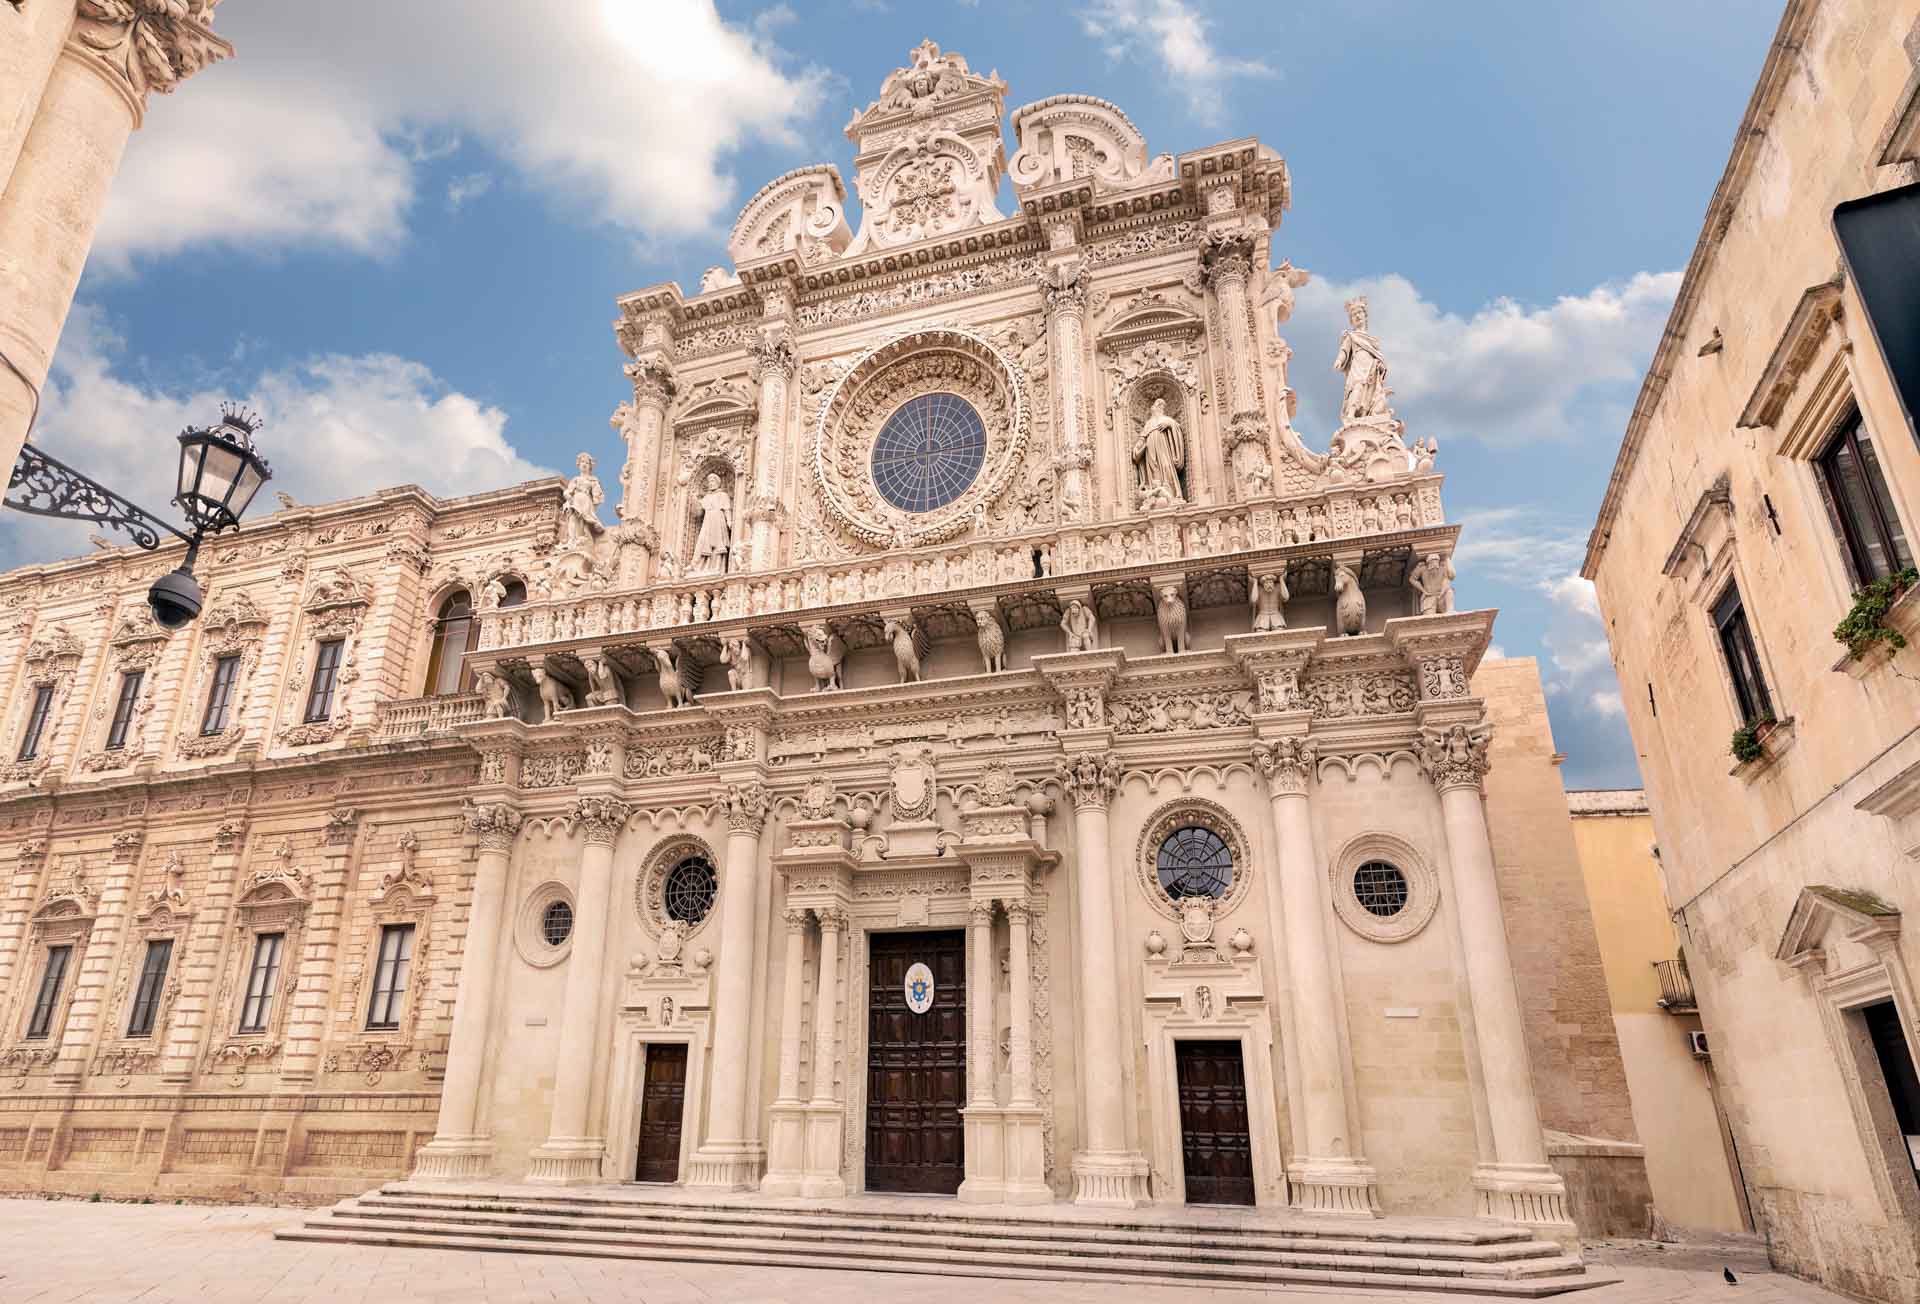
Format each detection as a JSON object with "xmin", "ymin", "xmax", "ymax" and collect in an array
[
  {"xmin": 634, "ymin": 1042, "xmax": 688, "ymax": 1183},
  {"xmin": 1175, "ymin": 1038, "xmax": 1255, "ymax": 1205},
  {"xmin": 865, "ymin": 928, "xmax": 967, "ymax": 1194}
]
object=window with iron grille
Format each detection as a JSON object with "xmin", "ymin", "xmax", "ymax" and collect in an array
[
  {"xmin": 664, "ymin": 856, "xmax": 718, "ymax": 925},
  {"xmin": 540, "ymin": 899, "xmax": 573, "ymax": 947},
  {"xmin": 25, "ymin": 945, "xmax": 71, "ymax": 1040},
  {"xmin": 303, "ymin": 639, "xmax": 345, "ymax": 723},
  {"xmin": 1712, "ymin": 585, "xmax": 1774, "ymax": 726},
  {"xmin": 237, "ymin": 932, "xmax": 283, "ymax": 1033},
  {"xmin": 366, "ymin": 924, "xmax": 415, "ymax": 1030},
  {"xmin": 201, "ymin": 654, "xmax": 241, "ymax": 736},
  {"xmin": 105, "ymin": 670, "xmax": 144, "ymax": 751},
  {"xmin": 1154, "ymin": 826, "xmax": 1234, "ymax": 900},
  {"xmin": 1818, "ymin": 409, "xmax": 1914, "ymax": 585},
  {"xmin": 126, "ymin": 938, "xmax": 174, "ymax": 1038},
  {"xmin": 1352, "ymin": 862, "xmax": 1409, "ymax": 918},
  {"xmin": 16, "ymin": 684, "xmax": 53, "ymax": 761}
]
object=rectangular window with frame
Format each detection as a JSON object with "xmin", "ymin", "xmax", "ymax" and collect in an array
[
  {"xmin": 365, "ymin": 923, "xmax": 415, "ymax": 1030},
  {"xmin": 1818, "ymin": 408, "xmax": 1915, "ymax": 585},
  {"xmin": 16, "ymin": 683, "xmax": 54, "ymax": 762},
  {"xmin": 237, "ymin": 932, "xmax": 283, "ymax": 1033},
  {"xmin": 1713, "ymin": 584, "xmax": 1775, "ymax": 726},
  {"xmin": 25, "ymin": 944, "xmax": 72, "ymax": 1040},
  {"xmin": 105, "ymin": 670, "xmax": 145, "ymax": 751},
  {"xmin": 201, "ymin": 654, "xmax": 241, "ymax": 736},
  {"xmin": 303, "ymin": 639, "xmax": 345, "ymax": 724},
  {"xmin": 125, "ymin": 938, "xmax": 174, "ymax": 1038}
]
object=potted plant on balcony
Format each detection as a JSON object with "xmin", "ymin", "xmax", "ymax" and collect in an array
[
  {"xmin": 1834, "ymin": 567, "xmax": 1919, "ymax": 660},
  {"xmin": 1730, "ymin": 716, "xmax": 1775, "ymax": 765}
]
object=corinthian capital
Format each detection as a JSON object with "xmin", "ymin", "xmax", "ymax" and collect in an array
[
  {"xmin": 1199, "ymin": 229, "xmax": 1258, "ymax": 289},
  {"xmin": 465, "ymin": 800, "xmax": 524, "ymax": 852},
  {"xmin": 1053, "ymin": 751, "xmax": 1123, "ymax": 811},
  {"xmin": 623, "ymin": 358, "xmax": 676, "ymax": 409},
  {"xmin": 322, "ymin": 806, "xmax": 360, "ymax": 847},
  {"xmin": 1418, "ymin": 722, "xmax": 1493, "ymax": 792},
  {"xmin": 570, "ymin": 796, "xmax": 634, "ymax": 846},
  {"xmin": 1251, "ymin": 736, "xmax": 1318, "ymax": 797},
  {"xmin": 726, "ymin": 781, "xmax": 771, "ymax": 834},
  {"xmin": 72, "ymin": 1, "xmax": 234, "ymax": 117},
  {"xmin": 748, "ymin": 330, "xmax": 796, "ymax": 384}
]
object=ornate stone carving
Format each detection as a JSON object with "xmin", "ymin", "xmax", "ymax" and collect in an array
[
  {"xmin": 1300, "ymin": 673, "xmax": 1418, "ymax": 720},
  {"xmin": 1053, "ymin": 751, "xmax": 1122, "ymax": 810},
  {"xmin": 1333, "ymin": 563, "xmax": 1366, "ymax": 637},
  {"xmin": 1419, "ymin": 722, "xmax": 1493, "ymax": 791},
  {"xmin": 1109, "ymin": 689, "xmax": 1252, "ymax": 736},
  {"xmin": 973, "ymin": 608, "xmax": 1006, "ymax": 673},
  {"xmin": 889, "ymin": 743, "xmax": 937, "ymax": 822},
  {"xmin": 1252, "ymin": 737, "xmax": 1318, "ymax": 796},
  {"xmin": 581, "ymin": 654, "xmax": 623, "ymax": 708},
  {"xmin": 1009, "ymin": 94, "xmax": 1170, "ymax": 192},
  {"xmin": 883, "ymin": 616, "xmax": 923, "ymax": 684},
  {"xmin": 804, "ymin": 622, "xmax": 847, "ymax": 692},
  {"xmin": 1418, "ymin": 657, "xmax": 1470, "ymax": 702},
  {"xmin": 531, "ymin": 666, "xmax": 574, "ymax": 722},
  {"xmin": 322, "ymin": 807, "xmax": 359, "ymax": 847},
  {"xmin": 725, "ymin": 782, "xmax": 771, "ymax": 834},
  {"xmin": 1060, "ymin": 599, "xmax": 1099, "ymax": 653},
  {"xmin": 72, "ymin": 0, "xmax": 233, "ymax": 108},
  {"xmin": 1251, "ymin": 567, "xmax": 1288, "ymax": 632},
  {"xmin": 1134, "ymin": 798, "xmax": 1254, "ymax": 922},
  {"xmin": 798, "ymin": 775, "xmax": 838, "ymax": 821},
  {"xmin": 570, "ymin": 796, "xmax": 633, "ymax": 846},
  {"xmin": 1154, "ymin": 584, "xmax": 1190, "ymax": 655},
  {"xmin": 1410, "ymin": 552, "xmax": 1456, "ymax": 616},
  {"xmin": 727, "ymin": 164, "xmax": 851, "ymax": 267}
]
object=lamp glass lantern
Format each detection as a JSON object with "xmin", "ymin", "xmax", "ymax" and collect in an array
[{"xmin": 174, "ymin": 406, "xmax": 272, "ymax": 535}]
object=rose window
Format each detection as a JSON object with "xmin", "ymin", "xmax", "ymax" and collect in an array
[
  {"xmin": 1155, "ymin": 826, "xmax": 1234, "ymax": 901},
  {"xmin": 1352, "ymin": 861, "xmax": 1409, "ymax": 918},
  {"xmin": 869, "ymin": 392, "xmax": 987, "ymax": 513},
  {"xmin": 664, "ymin": 855, "xmax": 718, "ymax": 925}
]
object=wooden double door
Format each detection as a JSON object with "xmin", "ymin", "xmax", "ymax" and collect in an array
[
  {"xmin": 865, "ymin": 929, "xmax": 967, "ymax": 1194},
  {"xmin": 1175, "ymin": 1039, "xmax": 1255, "ymax": 1205},
  {"xmin": 634, "ymin": 1042, "xmax": 688, "ymax": 1183}
]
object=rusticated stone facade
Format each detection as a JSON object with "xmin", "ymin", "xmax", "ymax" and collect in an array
[{"xmin": 0, "ymin": 41, "xmax": 1640, "ymax": 1238}]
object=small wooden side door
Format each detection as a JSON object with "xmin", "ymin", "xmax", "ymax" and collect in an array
[{"xmin": 635, "ymin": 1042, "xmax": 688, "ymax": 1183}]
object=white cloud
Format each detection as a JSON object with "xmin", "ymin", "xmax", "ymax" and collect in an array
[
  {"xmin": 1287, "ymin": 270, "xmax": 1680, "ymax": 448},
  {"xmin": 446, "ymin": 173, "xmax": 495, "ymax": 212},
  {"xmin": 91, "ymin": 1, "xmax": 830, "ymax": 269},
  {"xmin": 1588, "ymin": 690, "xmax": 1625, "ymax": 717},
  {"xmin": 1078, "ymin": 0, "xmax": 1273, "ymax": 125},
  {"xmin": 1484, "ymin": 643, "xmax": 1507, "ymax": 661},
  {"xmin": 3, "ymin": 306, "xmax": 552, "ymax": 572}
]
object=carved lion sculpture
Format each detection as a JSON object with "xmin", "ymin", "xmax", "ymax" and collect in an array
[
  {"xmin": 1333, "ymin": 564, "xmax": 1367, "ymax": 637},
  {"xmin": 530, "ymin": 666, "xmax": 573, "ymax": 722},
  {"xmin": 651, "ymin": 646, "xmax": 694, "ymax": 709},
  {"xmin": 1155, "ymin": 584, "xmax": 1190, "ymax": 655},
  {"xmin": 884, "ymin": 617, "xmax": 923, "ymax": 684},
  {"xmin": 974, "ymin": 609, "xmax": 1006, "ymax": 673}
]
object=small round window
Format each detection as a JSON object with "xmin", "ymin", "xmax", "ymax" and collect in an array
[
  {"xmin": 540, "ymin": 899, "xmax": 574, "ymax": 947},
  {"xmin": 1353, "ymin": 861, "xmax": 1409, "ymax": 918},
  {"xmin": 664, "ymin": 855, "xmax": 718, "ymax": 925},
  {"xmin": 1155, "ymin": 826, "xmax": 1234, "ymax": 901}
]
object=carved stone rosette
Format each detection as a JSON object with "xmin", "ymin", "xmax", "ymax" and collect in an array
[
  {"xmin": 570, "ymin": 796, "xmax": 634, "ymax": 846},
  {"xmin": 1251, "ymin": 736, "xmax": 1318, "ymax": 797},
  {"xmin": 1053, "ymin": 751, "xmax": 1122, "ymax": 811}
]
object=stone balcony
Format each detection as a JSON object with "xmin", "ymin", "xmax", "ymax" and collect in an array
[{"xmin": 370, "ymin": 692, "xmax": 487, "ymax": 743}]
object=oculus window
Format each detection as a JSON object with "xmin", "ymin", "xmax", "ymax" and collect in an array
[
  {"xmin": 664, "ymin": 855, "xmax": 718, "ymax": 925},
  {"xmin": 870, "ymin": 392, "xmax": 986, "ymax": 513},
  {"xmin": 1155, "ymin": 826, "xmax": 1234, "ymax": 901}
]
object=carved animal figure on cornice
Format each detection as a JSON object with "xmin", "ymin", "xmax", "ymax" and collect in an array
[
  {"xmin": 974, "ymin": 609, "xmax": 1007, "ymax": 673},
  {"xmin": 582, "ymin": 654, "xmax": 623, "ymax": 708},
  {"xmin": 804, "ymin": 622, "xmax": 846, "ymax": 692},
  {"xmin": 1155, "ymin": 584, "xmax": 1190, "ymax": 656},
  {"xmin": 1333, "ymin": 564, "xmax": 1367, "ymax": 637},
  {"xmin": 1252, "ymin": 569, "xmax": 1289, "ymax": 632},
  {"xmin": 1061, "ymin": 599, "xmax": 1098, "ymax": 653},
  {"xmin": 531, "ymin": 667, "xmax": 573, "ymax": 722},
  {"xmin": 476, "ymin": 670, "xmax": 514, "ymax": 720},
  {"xmin": 884, "ymin": 617, "xmax": 923, "ymax": 684},
  {"xmin": 1410, "ymin": 553, "xmax": 1456, "ymax": 616},
  {"xmin": 651, "ymin": 646, "xmax": 694, "ymax": 709}
]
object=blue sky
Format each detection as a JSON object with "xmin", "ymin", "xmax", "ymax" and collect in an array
[{"xmin": 7, "ymin": 0, "xmax": 1786, "ymax": 788}]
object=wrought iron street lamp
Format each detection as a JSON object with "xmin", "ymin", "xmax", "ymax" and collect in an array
[{"xmin": 4, "ymin": 405, "xmax": 273, "ymax": 629}]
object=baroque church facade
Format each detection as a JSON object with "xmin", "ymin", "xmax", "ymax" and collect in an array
[{"xmin": 0, "ymin": 44, "xmax": 1644, "ymax": 1237}]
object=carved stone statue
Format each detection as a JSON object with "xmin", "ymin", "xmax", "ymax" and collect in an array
[
  {"xmin": 804, "ymin": 622, "xmax": 846, "ymax": 692},
  {"xmin": 1333, "ymin": 297, "xmax": 1392, "ymax": 424},
  {"xmin": 1333, "ymin": 564, "xmax": 1366, "ymax": 637},
  {"xmin": 1155, "ymin": 584, "xmax": 1190, "ymax": 655},
  {"xmin": 531, "ymin": 666, "xmax": 573, "ymax": 722},
  {"xmin": 651, "ymin": 646, "xmax": 693, "ymax": 709},
  {"xmin": 720, "ymin": 636, "xmax": 756, "ymax": 691},
  {"xmin": 560, "ymin": 453, "xmax": 606, "ymax": 552},
  {"xmin": 1259, "ymin": 260, "xmax": 1311, "ymax": 337},
  {"xmin": 477, "ymin": 670, "xmax": 514, "ymax": 720},
  {"xmin": 1131, "ymin": 397, "xmax": 1186, "ymax": 507},
  {"xmin": 884, "ymin": 617, "xmax": 922, "ymax": 684},
  {"xmin": 1251, "ymin": 568, "xmax": 1289, "ymax": 632},
  {"xmin": 974, "ymin": 609, "xmax": 1007, "ymax": 673},
  {"xmin": 1061, "ymin": 599, "xmax": 1099, "ymax": 653},
  {"xmin": 484, "ymin": 575, "xmax": 509, "ymax": 610},
  {"xmin": 1412, "ymin": 436, "xmax": 1439, "ymax": 472},
  {"xmin": 690, "ymin": 473, "xmax": 733, "ymax": 576},
  {"xmin": 1411, "ymin": 553, "xmax": 1456, "ymax": 615},
  {"xmin": 582, "ymin": 654, "xmax": 622, "ymax": 708}
]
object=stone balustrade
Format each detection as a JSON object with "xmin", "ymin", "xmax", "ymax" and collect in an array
[{"xmin": 370, "ymin": 692, "xmax": 486, "ymax": 742}]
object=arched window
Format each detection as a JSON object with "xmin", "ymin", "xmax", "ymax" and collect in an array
[
  {"xmin": 423, "ymin": 590, "xmax": 473, "ymax": 696},
  {"xmin": 497, "ymin": 578, "xmax": 527, "ymax": 608}
]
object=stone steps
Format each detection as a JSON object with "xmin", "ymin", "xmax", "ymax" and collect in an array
[{"xmin": 277, "ymin": 1185, "xmax": 1608, "ymax": 1296}]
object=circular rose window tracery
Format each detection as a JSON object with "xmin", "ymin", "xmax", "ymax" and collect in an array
[
  {"xmin": 813, "ymin": 327, "xmax": 1029, "ymax": 548},
  {"xmin": 1134, "ymin": 799, "xmax": 1253, "ymax": 921}
]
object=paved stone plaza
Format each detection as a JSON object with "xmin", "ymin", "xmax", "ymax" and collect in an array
[{"xmin": 0, "ymin": 1198, "xmax": 1857, "ymax": 1303}]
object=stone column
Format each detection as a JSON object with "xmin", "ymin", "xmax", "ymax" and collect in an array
[
  {"xmin": 1252, "ymin": 736, "xmax": 1379, "ymax": 1214},
  {"xmin": 0, "ymin": 0, "xmax": 73, "ymax": 198},
  {"xmin": 51, "ymin": 828, "xmax": 140, "ymax": 1085},
  {"xmin": 1421, "ymin": 720, "xmax": 1573, "ymax": 1234},
  {"xmin": 527, "ymin": 795, "xmax": 631, "ymax": 1184},
  {"xmin": 760, "ymin": 907, "xmax": 811, "ymax": 1196},
  {"xmin": 958, "ymin": 898, "xmax": 1005, "ymax": 1204},
  {"xmin": 800, "ymin": 906, "xmax": 847, "ymax": 1197},
  {"xmin": 746, "ymin": 329, "xmax": 795, "ymax": 570},
  {"xmin": 1042, "ymin": 256, "xmax": 1093, "ymax": 522},
  {"xmin": 617, "ymin": 358, "xmax": 675, "ymax": 524},
  {"xmin": 414, "ymin": 800, "xmax": 522, "ymax": 1179},
  {"xmin": 0, "ymin": 7, "xmax": 231, "ymax": 471},
  {"xmin": 1006, "ymin": 900, "xmax": 1036, "ymax": 1108},
  {"xmin": 1055, "ymin": 750, "xmax": 1150, "ymax": 1206},
  {"xmin": 1199, "ymin": 223, "xmax": 1271, "ymax": 497},
  {"xmin": 159, "ymin": 820, "xmax": 242, "ymax": 1083},
  {"xmin": 686, "ymin": 781, "xmax": 769, "ymax": 1189},
  {"xmin": 278, "ymin": 808, "xmax": 358, "ymax": 1085}
]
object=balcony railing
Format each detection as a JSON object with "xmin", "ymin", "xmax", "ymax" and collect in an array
[
  {"xmin": 1653, "ymin": 958, "xmax": 1696, "ymax": 1013},
  {"xmin": 371, "ymin": 692, "xmax": 486, "ymax": 743}
]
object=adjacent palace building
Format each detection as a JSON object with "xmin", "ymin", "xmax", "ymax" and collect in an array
[{"xmin": 0, "ymin": 43, "xmax": 1646, "ymax": 1242}]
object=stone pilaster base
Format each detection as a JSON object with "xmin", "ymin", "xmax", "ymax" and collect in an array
[
  {"xmin": 1473, "ymin": 1162, "xmax": 1577, "ymax": 1247},
  {"xmin": 1070, "ymin": 1149, "xmax": 1151, "ymax": 1207},
  {"xmin": 800, "ymin": 1104, "xmax": 846, "ymax": 1198},
  {"xmin": 684, "ymin": 1139, "xmax": 765, "ymax": 1191},
  {"xmin": 525, "ymin": 1138, "xmax": 606, "ymax": 1185},
  {"xmin": 411, "ymin": 1136, "xmax": 496, "ymax": 1181},
  {"xmin": 760, "ymin": 1103, "xmax": 808, "ymax": 1196},
  {"xmin": 1288, "ymin": 1158, "xmax": 1380, "ymax": 1216},
  {"xmin": 1000, "ymin": 1105, "xmax": 1052, "ymax": 1205},
  {"xmin": 958, "ymin": 1104, "xmax": 1007, "ymax": 1204}
]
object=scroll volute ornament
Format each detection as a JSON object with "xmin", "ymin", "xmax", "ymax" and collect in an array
[
  {"xmin": 74, "ymin": 0, "xmax": 233, "ymax": 108},
  {"xmin": 570, "ymin": 796, "xmax": 633, "ymax": 846},
  {"xmin": 1251, "ymin": 737, "xmax": 1317, "ymax": 797}
]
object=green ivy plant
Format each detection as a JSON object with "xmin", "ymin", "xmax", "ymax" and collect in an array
[
  {"xmin": 1730, "ymin": 717, "xmax": 1774, "ymax": 765},
  {"xmin": 1834, "ymin": 567, "xmax": 1920, "ymax": 660}
]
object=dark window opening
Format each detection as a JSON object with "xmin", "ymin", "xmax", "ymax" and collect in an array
[
  {"xmin": 366, "ymin": 923, "xmax": 415, "ymax": 1030},
  {"xmin": 238, "ymin": 932, "xmax": 283, "ymax": 1033},
  {"xmin": 126, "ymin": 939, "xmax": 174, "ymax": 1038},
  {"xmin": 201, "ymin": 654, "xmax": 241, "ymax": 736},
  {"xmin": 106, "ymin": 670, "xmax": 144, "ymax": 751},
  {"xmin": 16, "ymin": 684, "xmax": 53, "ymax": 761},
  {"xmin": 26, "ymin": 945, "xmax": 71, "ymax": 1040},
  {"xmin": 424, "ymin": 591, "xmax": 474, "ymax": 696},
  {"xmin": 1712, "ymin": 585, "xmax": 1774, "ymax": 726},
  {"xmin": 303, "ymin": 639, "xmax": 345, "ymax": 723},
  {"xmin": 1819, "ymin": 409, "xmax": 1914, "ymax": 585}
]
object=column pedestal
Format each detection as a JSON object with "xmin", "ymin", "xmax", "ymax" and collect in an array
[
  {"xmin": 797, "ymin": 905, "xmax": 845, "ymax": 1197},
  {"xmin": 958, "ymin": 1106, "xmax": 1009, "ymax": 1205},
  {"xmin": 800, "ymin": 1103, "xmax": 847, "ymax": 1198}
]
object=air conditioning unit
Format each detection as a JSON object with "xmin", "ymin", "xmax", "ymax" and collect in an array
[{"xmin": 1688, "ymin": 1030, "xmax": 1710, "ymax": 1059}]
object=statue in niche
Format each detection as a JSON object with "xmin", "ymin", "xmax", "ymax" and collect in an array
[
  {"xmin": 1259, "ymin": 260, "xmax": 1312, "ymax": 337},
  {"xmin": 582, "ymin": 654, "xmax": 622, "ymax": 708},
  {"xmin": 1251, "ymin": 568, "xmax": 1289, "ymax": 632},
  {"xmin": 477, "ymin": 670, "xmax": 514, "ymax": 720},
  {"xmin": 1130, "ymin": 397, "xmax": 1186, "ymax": 508},
  {"xmin": 1060, "ymin": 599, "xmax": 1099, "ymax": 653},
  {"xmin": 690, "ymin": 473, "xmax": 733, "ymax": 576},
  {"xmin": 720, "ymin": 636, "xmax": 755, "ymax": 690},
  {"xmin": 1410, "ymin": 553, "xmax": 1456, "ymax": 616},
  {"xmin": 1333, "ymin": 564, "xmax": 1367, "ymax": 637},
  {"xmin": 1333, "ymin": 297, "xmax": 1392, "ymax": 424},
  {"xmin": 560, "ymin": 453, "xmax": 606, "ymax": 552}
]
